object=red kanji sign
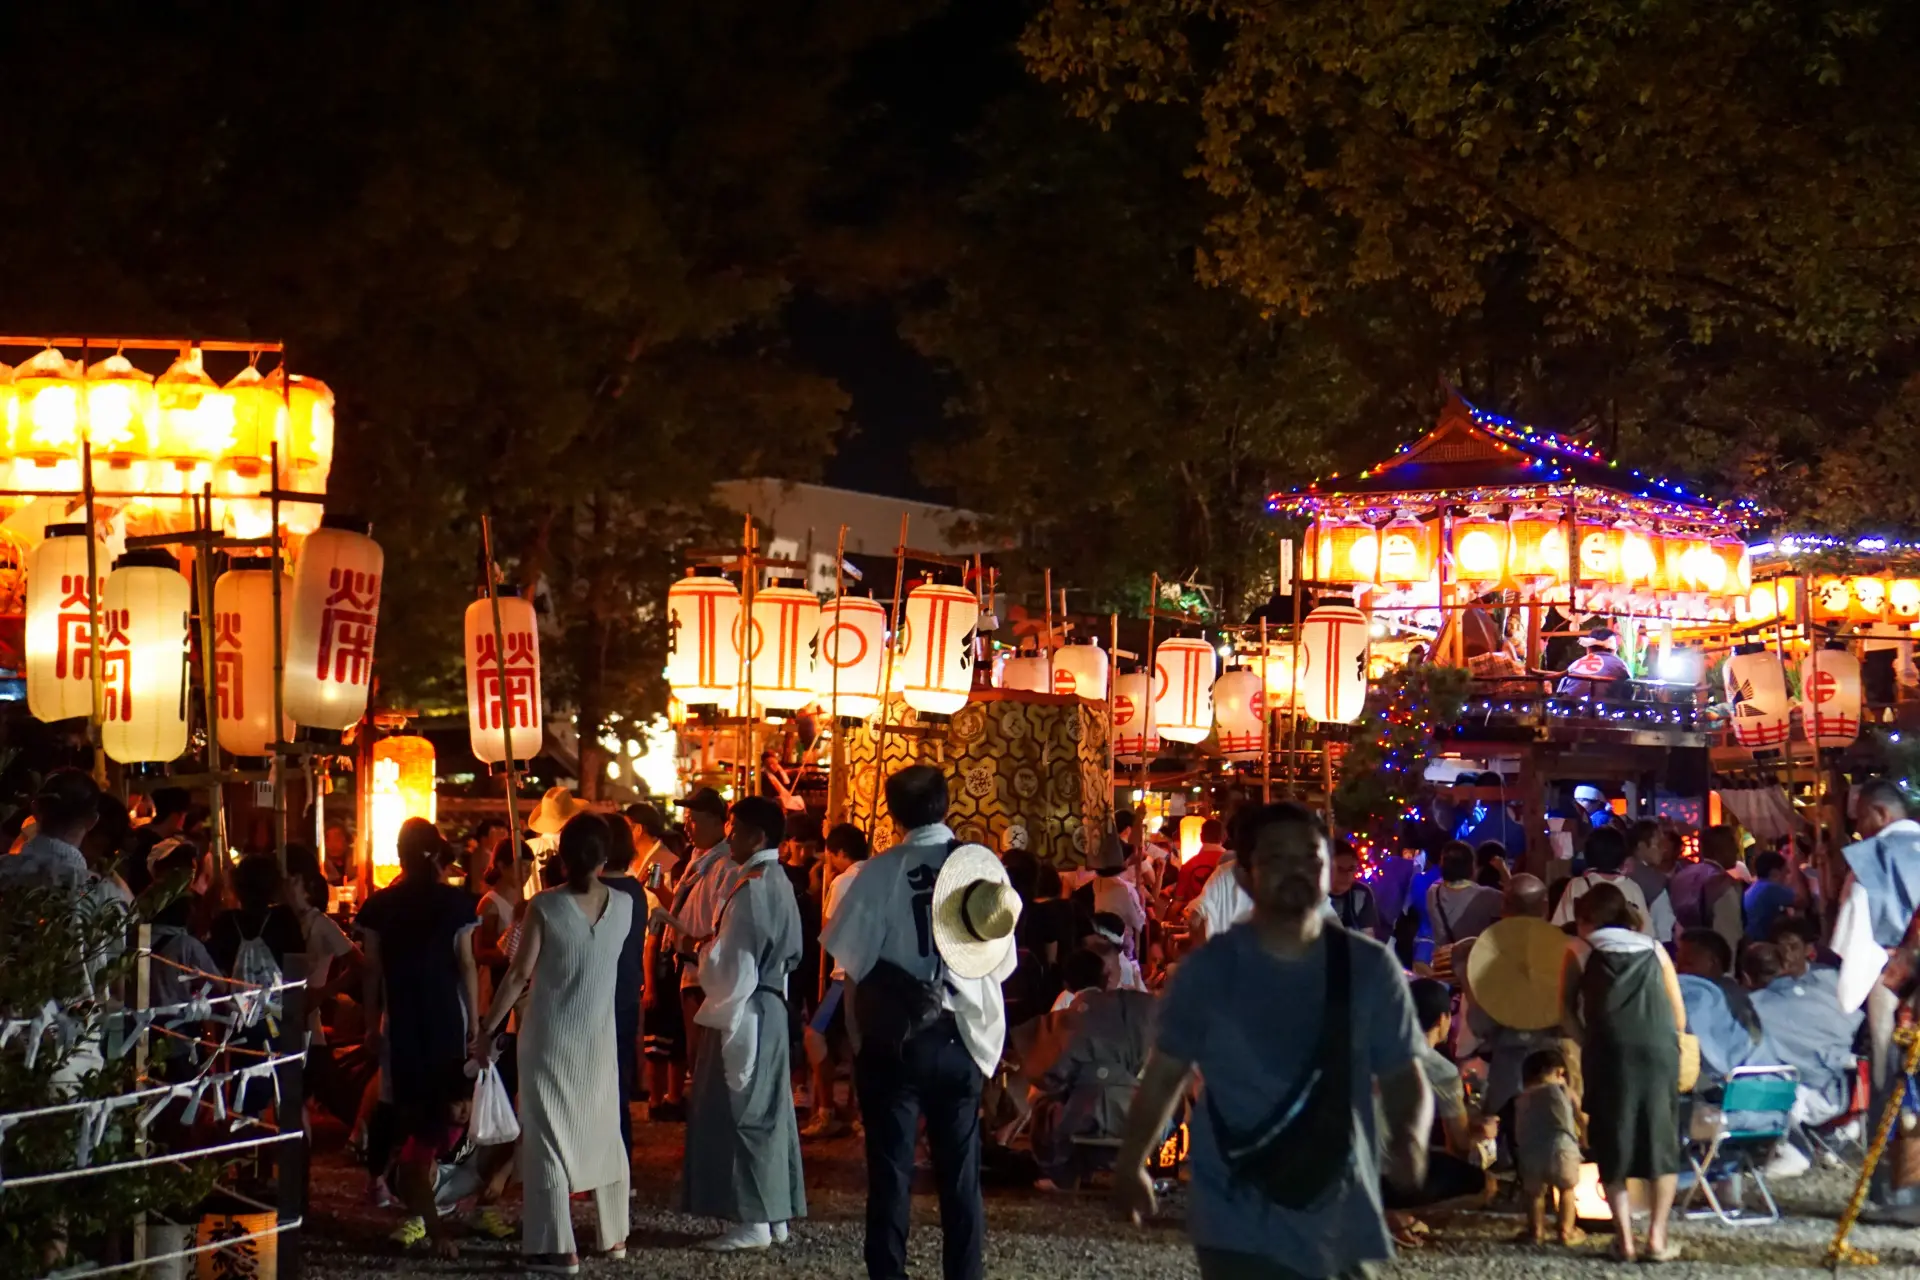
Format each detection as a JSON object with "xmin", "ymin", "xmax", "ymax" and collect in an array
[
  {"xmin": 315, "ymin": 567, "xmax": 379, "ymax": 687},
  {"xmin": 473, "ymin": 629, "xmax": 539, "ymax": 732}
]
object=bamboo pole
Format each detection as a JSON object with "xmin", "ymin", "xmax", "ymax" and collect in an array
[
  {"xmin": 737, "ymin": 514, "xmax": 759, "ymax": 799},
  {"xmin": 1287, "ymin": 539, "xmax": 1305, "ymax": 794},
  {"xmin": 865, "ymin": 514, "xmax": 911, "ymax": 838},
  {"xmin": 1774, "ymin": 605, "xmax": 1800, "ymax": 840},
  {"xmin": 1141, "ymin": 573, "xmax": 1159, "ymax": 805},
  {"xmin": 195, "ymin": 484, "xmax": 228, "ymax": 868},
  {"xmin": 1107, "ymin": 612, "xmax": 1120, "ymax": 821},
  {"xmin": 270, "ymin": 436, "xmax": 288, "ymax": 873},
  {"xmin": 827, "ymin": 524, "xmax": 849, "ymax": 824},
  {"xmin": 1043, "ymin": 569, "xmax": 1054, "ymax": 669},
  {"xmin": 480, "ymin": 515, "xmax": 527, "ymax": 879},
  {"xmin": 1260, "ymin": 617, "xmax": 1272, "ymax": 803}
]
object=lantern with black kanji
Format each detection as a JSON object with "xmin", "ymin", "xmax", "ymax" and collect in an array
[
  {"xmin": 814, "ymin": 595, "xmax": 886, "ymax": 720},
  {"xmin": 1212, "ymin": 667, "xmax": 1265, "ymax": 759},
  {"xmin": 666, "ymin": 574, "xmax": 741, "ymax": 709},
  {"xmin": 465, "ymin": 593, "xmax": 543, "ymax": 764},
  {"xmin": 213, "ymin": 565, "xmax": 291, "ymax": 757},
  {"xmin": 1850, "ymin": 576, "xmax": 1889, "ymax": 625},
  {"xmin": 284, "ymin": 515, "xmax": 384, "ymax": 730},
  {"xmin": 1724, "ymin": 643, "xmax": 1791, "ymax": 751},
  {"xmin": 748, "ymin": 585, "xmax": 820, "ymax": 713},
  {"xmin": 25, "ymin": 523, "xmax": 103, "ymax": 723},
  {"xmin": 1801, "ymin": 644, "xmax": 1862, "ymax": 749},
  {"xmin": 1577, "ymin": 525, "xmax": 1624, "ymax": 586},
  {"xmin": 896, "ymin": 582, "xmax": 978, "ymax": 716},
  {"xmin": 1153, "ymin": 637, "xmax": 1216, "ymax": 744},
  {"xmin": 1298, "ymin": 600, "xmax": 1370, "ymax": 724},
  {"xmin": 100, "ymin": 550, "xmax": 191, "ymax": 765}
]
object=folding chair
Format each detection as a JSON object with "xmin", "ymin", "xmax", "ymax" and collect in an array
[
  {"xmin": 1681, "ymin": 1065, "xmax": 1798, "ymax": 1226},
  {"xmin": 1801, "ymin": 1057, "xmax": 1871, "ymax": 1170}
]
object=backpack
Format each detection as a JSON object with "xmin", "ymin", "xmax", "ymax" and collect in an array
[{"xmin": 229, "ymin": 912, "xmax": 285, "ymax": 1027}]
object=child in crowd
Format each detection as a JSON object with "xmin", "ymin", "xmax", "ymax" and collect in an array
[
  {"xmin": 389, "ymin": 1063, "xmax": 515, "ymax": 1257},
  {"xmin": 1515, "ymin": 1048, "xmax": 1586, "ymax": 1247},
  {"xmin": 803, "ymin": 823, "xmax": 868, "ymax": 1139},
  {"xmin": 1087, "ymin": 912, "xmax": 1146, "ymax": 992}
]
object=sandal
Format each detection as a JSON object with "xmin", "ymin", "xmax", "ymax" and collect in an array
[{"xmin": 1642, "ymin": 1242, "xmax": 1682, "ymax": 1264}]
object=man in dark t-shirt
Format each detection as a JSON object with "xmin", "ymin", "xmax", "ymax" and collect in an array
[{"xmin": 600, "ymin": 811, "xmax": 651, "ymax": 1157}]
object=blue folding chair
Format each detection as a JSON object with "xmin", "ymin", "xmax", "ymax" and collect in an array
[{"xmin": 1682, "ymin": 1065, "xmax": 1799, "ymax": 1225}]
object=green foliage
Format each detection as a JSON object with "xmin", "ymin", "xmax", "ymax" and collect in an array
[{"xmin": 1333, "ymin": 665, "xmax": 1472, "ymax": 843}]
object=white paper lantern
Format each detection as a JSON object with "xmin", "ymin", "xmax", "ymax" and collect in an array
[
  {"xmin": 666, "ymin": 574, "xmax": 741, "ymax": 709},
  {"xmin": 1724, "ymin": 643, "xmax": 1791, "ymax": 750},
  {"xmin": 1052, "ymin": 643, "xmax": 1108, "ymax": 699},
  {"xmin": 747, "ymin": 585, "xmax": 820, "ymax": 712},
  {"xmin": 1212, "ymin": 668, "xmax": 1266, "ymax": 759},
  {"xmin": 1154, "ymin": 637, "xmax": 1216, "ymax": 744},
  {"xmin": 213, "ymin": 566, "xmax": 292, "ymax": 756},
  {"xmin": 999, "ymin": 654, "xmax": 1051, "ymax": 693},
  {"xmin": 896, "ymin": 582, "xmax": 979, "ymax": 716},
  {"xmin": 25, "ymin": 523, "xmax": 103, "ymax": 723},
  {"xmin": 465, "ymin": 594, "xmax": 543, "ymax": 764},
  {"xmin": 1800, "ymin": 645, "xmax": 1862, "ymax": 749},
  {"xmin": 1112, "ymin": 671, "xmax": 1160, "ymax": 761},
  {"xmin": 284, "ymin": 515, "xmax": 384, "ymax": 730},
  {"xmin": 1299, "ymin": 600, "xmax": 1370, "ymax": 724},
  {"xmin": 814, "ymin": 595, "xmax": 886, "ymax": 720},
  {"xmin": 100, "ymin": 551, "xmax": 190, "ymax": 765}
]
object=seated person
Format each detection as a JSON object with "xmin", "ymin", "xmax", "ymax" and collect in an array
[
  {"xmin": 388, "ymin": 1063, "xmax": 516, "ymax": 1256},
  {"xmin": 1556, "ymin": 627, "xmax": 1631, "ymax": 700},
  {"xmin": 1086, "ymin": 912, "xmax": 1146, "ymax": 993},
  {"xmin": 1384, "ymin": 979, "xmax": 1492, "ymax": 1222},
  {"xmin": 1745, "ymin": 940, "xmax": 1863, "ymax": 1125},
  {"xmin": 1674, "ymin": 928, "xmax": 1783, "ymax": 1088},
  {"xmin": 1771, "ymin": 913, "xmax": 1838, "ymax": 975},
  {"xmin": 1029, "ymin": 950, "xmax": 1155, "ymax": 1191}
]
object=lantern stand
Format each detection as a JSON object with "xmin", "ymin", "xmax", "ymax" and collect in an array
[
  {"xmin": 1772, "ymin": 598, "xmax": 1800, "ymax": 837},
  {"xmin": 479, "ymin": 515, "xmax": 527, "ymax": 890},
  {"xmin": 1107, "ymin": 613, "xmax": 1120, "ymax": 821},
  {"xmin": 1287, "ymin": 535, "xmax": 1304, "ymax": 797},
  {"xmin": 825, "ymin": 523, "xmax": 849, "ymax": 825},
  {"xmin": 1260, "ymin": 617, "xmax": 1271, "ymax": 803},
  {"xmin": 1139, "ymin": 573, "xmax": 1158, "ymax": 818}
]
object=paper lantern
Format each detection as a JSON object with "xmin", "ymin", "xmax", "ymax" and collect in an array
[
  {"xmin": 11, "ymin": 349, "xmax": 82, "ymax": 492},
  {"xmin": 814, "ymin": 595, "xmax": 886, "ymax": 720},
  {"xmin": 1509, "ymin": 511, "xmax": 1569, "ymax": 590},
  {"xmin": 100, "ymin": 551, "xmax": 191, "ymax": 765},
  {"xmin": 1697, "ymin": 536, "xmax": 1749, "ymax": 599},
  {"xmin": 1801, "ymin": 645, "xmax": 1862, "ymax": 749},
  {"xmin": 465, "ymin": 594, "xmax": 543, "ymax": 764},
  {"xmin": 1724, "ymin": 643, "xmax": 1791, "ymax": 750},
  {"xmin": 1179, "ymin": 815, "xmax": 1205, "ymax": 861},
  {"xmin": 1153, "ymin": 637, "xmax": 1216, "ymax": 744},
  {"xmin": 1618, "ymin": 526, "xmax": 1659, "ymax": 588},
  {"xmin": 1850, "ymin": 575, "xmax": 1889, "ymax": 625},
  {"xmin": 25, "ymin": 523, "xmax": 104, "ymax": 722},
  {"xmin": 1743, "ymin": 579, "xmax": 1799, "ymax": 625},
  {"xmin": 1452, "ymin": 515, "xmax": 1508, "ymax": 591},
  {"xmin": 368, "ymin": 735, "xmax": 435, "ymax": 888},
  {"xmin": 0, "ymin": 362, "xmax": 14, "ymax": 469},
  {"xmin": 284, "ymin": 515, "xmax": 384, "ymax": 730},
  {"xmin": 218, "ymin": 365, "xmax": 281, "ymax": 512},
  {"xmin": 154, "ymin": 347, "xmax": 235, "ymax": 476},
  {"xmin": 1314, "ymin": 520, "xmax": 1378, "ymax": 585},
  {"xmin": 1577, "ymin": 526, "xmax": 1624, "ymax": 585},
  {"xmin": 213, "ymin": 565, "xmax": 292, "ymax": 756},
  {"xmin": 1298, "ymin": 600, "xmax": 1370, "ymax": 724},
  {"xmin": 1811, "ymin": 575, "xmax": 1852, "ymax": 623},
  {"xmin": 1052, "ymin": 642, "xmax": 1108, "ymax": 699},
  {"xmin": 1260, "ymin": 643, "xmax": 1297, "ymax": 705},
  {"xmin": 747, "ymin": 584, "xmax": 820, "ymax": 712},
  {"xmin": 999, "ymin": 654, "xmax": 1051, "ymax": 693},
  {"xmin": 896, "ymin": 582, "xmax": 978, "ymax": 716},
  {"xmin": 1212, "ymin": 667, "xmax": 1266, "ymax": 759},
  {"xmin": 1376, "ymin": 515, "xmax": 1434, "ymax": 586},
  {"xmin": 84, "ymin": 354, "xmax": 157, "ymax": 494},
  {"xmin": 1112, "ymin": 671, "xmax": 1160, "ymax": 761},
  {"xmin": 1891, "ymin": 579, "xmax": 1920, "ymax": 623},
  {"xmin": 666, "ymin": 574, "xmax": 741, "ymax": 709}
]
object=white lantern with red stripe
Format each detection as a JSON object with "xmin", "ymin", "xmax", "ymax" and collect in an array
[
  {"xmin": 1153, "ymin": 637, "xmax": 1216, "ymax": 744},
  {"xmin": 213, "ymin": 565, "xmax": 292, "ymax": 756},
  {"xmin": 1298, "ymin": 600, "xmax": 1370, "ymax": 724},
  {"xmin": 897, "ymin": 582, "xmax": 978, "ymax": 716},
  {"xmin": 1212, "ymin": 668, "xmax": 1265, "ymax": 760},
  {"xmin": 284, "ymin": 515, "xmax": 384, "ymax": 730},
  {"xmin": 1112, "ymin": 671, "xmax": 1160, "ymax": 761},
  {"xmin": 666, "ymin": 574, "xmax": 742, "ymax": 709},
  {"xmin": 1724, "ymin": 643, "xmax": 1791, "ymax": 751},
  {"xmin": 465, "ymin": 594, "xmax": 543, "ymax": 764},
  {"xmin": 1052, "ymin": 642, "xmax": 1108, "ymax": 699},
  {"xmin": 814, "ymin": 595, "xmax": 887, "ymax": 720},
  {"xmin": 100, "ymin": 551, "xmax": 191, "ymax": 765},
  {"xmin": 25, "ymin": 522, "xmax": 104, "ymax": 723},
  {"xmin": 747, "ymin": 585, "xmax": 820, "ymax": 712},
  {"xmin": 999, "ymin": 654, "xmax": 1050, "ymax": 693},
  {"xmin": 1800, "ymin": 645, "xmax": 1863, "ymax": 749}
]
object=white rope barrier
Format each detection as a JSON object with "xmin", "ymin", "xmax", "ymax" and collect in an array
[
  {"xmin": 0, "ymin": 1130, "xmax": 302, "ymax": 1190},
  {"xmin": 45, "ymin": 1215, "xmax": 303, "ymax": 1280}
]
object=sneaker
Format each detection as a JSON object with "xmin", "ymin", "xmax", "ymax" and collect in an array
[
  {"xmin": 698, "ymin": 1223, "xmax": 772, "ymax": 1252},
  {"xmin": 389, "ymin": 1217, "xmax": 427, "ymax": 1249},
  {"xmin": 470, "ymin": 1207, "xmax": 515, "ymax": 1240},
  {"xmin": 366, "ymin": 1177, "xmax": 397, "ymax": 1209},
  {"xmin": 1764, "ymin": 1142, "xmax": 1811, "ymax": 1180},
  {"xmin": 771, "ymin": 1222, "xmax": 790, "ymax": 1245}
]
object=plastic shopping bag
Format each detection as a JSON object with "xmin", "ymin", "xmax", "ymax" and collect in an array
[{"xmin": 470, "ymin": 1063, "xmax": 520, "ymax": 1147}]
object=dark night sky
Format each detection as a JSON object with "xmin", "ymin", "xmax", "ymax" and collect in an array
[{"xmin": 786, "ymin": 0, "xmax": 1029, "ymax": 505}]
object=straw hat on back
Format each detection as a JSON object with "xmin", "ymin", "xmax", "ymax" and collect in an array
[
  {"xmin": 1465, "ymin": 915, "xmax": 1572, "ymax": 1031},
  {"xmin": 932, "ymin": 843, "xmax": 1023, "ymax": 979}
]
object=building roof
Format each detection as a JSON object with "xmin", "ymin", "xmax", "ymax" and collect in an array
[{"xmin": 713, "ymin": 478, "xmax": 1007, "ymax": 559}]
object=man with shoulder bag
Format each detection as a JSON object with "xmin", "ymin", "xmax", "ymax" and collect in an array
[
  {"xmin": 823, "ymin": 766, "xmax": 1022, "ymax": 1280},
  {"xmin": 1114, "ymin": 801, "xmax": 1433, "ymax": 1280}
]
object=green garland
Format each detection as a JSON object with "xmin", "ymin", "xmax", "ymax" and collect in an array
[{"xmin": 1333, "ymin": 664, "xmax": 1472, "ymax": 843}]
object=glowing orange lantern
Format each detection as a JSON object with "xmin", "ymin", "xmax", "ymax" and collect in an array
[
  {"xmin": 1212, "ymin": 668, "xmax": 1265, "ymax": 759},
  {"xmin": 1508, "ymin": 511, "xmax": 1569, "ymax": 591},
  {"xmin": 11, "ymin": 349, "xmax": 82, "ymax": 492},
  {"xmin": 25, "ymin": 523, "xmax": 103, "ymax": 723},
  {"xmin": 897, "ymin": 582, "xmax": 978, "ymax": 716},
  {"xmin": 666, "ymin": 574, "xmax": 741, "ymax": 709},
  {"xmin": 0, "ymin": 363, "xmax": 15, "ymax": 471},
  {"xmin": 1261, "ymin": 643, "xmax": 1297, "ymax": 704},
  {"xmin": 465, "ymin": 594, "xmax": 543, "ymax": 765},
  {"xmin": 84, "ymin": 354, "xmax": 156, "ymax": 494},
  {"xmin": 747, "ymin": 585, "xmax": 820, "ymax": 712},
  {"xmin": 1112, "ymin": 671, "xmax": 1160, "ymax": 761},
  {"xmin": 1376, "ymin": 515, "xmax": 1434, "ymax": 586},
  {"xmin": 212, "ymin": 565, "xmax": 292, "ymax": 757},
  {"xmin": 219, "ymin": 365, "xmax": 281, "ymax": 505},
  {"xmin": 153, "ymin": 347, "xmax": 234, "ymax": 479},
  {"xmin": 1850, "ymin": 576, "xmax": 1889, "ymax": 624},
  {"xmin": 1577, "ymin": 526, "xmax": 1624, "ymax": 585},
  {"xmin": 368, "ymin": 735, "xmax": 435, "ymax": 888},
  {"xmin": 1708, "ymin": 537, "xmax": 1751, "ymax": 600},
  {"xmin": 1743, "ymin": 579, "xmax": 1799, "ymax": 626},
  {"xmin": 814, "ymin": 595, "xmax": 887, "ymax": 720},
  {"xmin": 1618, "ymin": 526, "xmax": 1659, "ymax": 588},
  {"xmin": 1811, "ymin": 576, "xmax": 1852, "ymax": 623},
  {"xmin": 1452, "ymin": 515, "xmax": 1509, "ymax": 591},
  {"xmin": 284, "ymin": 515, "xmax": 384, "ymax": 730},
  {"xmin": 1801, "ymin": 645, "xmax": 1862, "ymax": 749},
  {"xmin": 272, "ymin": 372, "xmax": 334, "ymax": 535},
  {"xmin": 1314, "ymin": 520, "xmax": 1378, "ymax": 585},
  {"xmin": 1153, "ymin": 637, "xmax": 1216, "ymax": 744},
  {"xmin": 1052, "ymin": 643, "xmax": 1108, "ymax": 698},
  {"xmin": 1891, "ymin": 579, "xmax": 1920, "ymax": 623},
  {"xmin": 100, "ymin": 551, "xmax": 192, "ymax": 766}
]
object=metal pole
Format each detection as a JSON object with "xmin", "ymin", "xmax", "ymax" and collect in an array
[
  {"xmin": 480, "ymin": 515, "xmax": 526, "ymax": 876},
  {"xmin": 1287, "ymin": 537, "xmax": 1305, "ymax": 794},
  {"xmin": 865, "ymin": 514, "xmax": 910, "ymax": 839}
]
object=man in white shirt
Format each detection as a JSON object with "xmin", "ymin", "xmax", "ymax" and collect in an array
[
  {"xmin": 1186, "ymin": 851, "xmax": 1254, "ymax": 942},
  {"xmin": 823, "ymin": 766, "xmax": 1016, "ymax": 1280},
  {"xmin": 1550, "ymin": 825, "xmax": 1653, "ymax": 935},
  {"xmin": 670, "ymin": 787, "xmax": 738, "ymax": 1082}
]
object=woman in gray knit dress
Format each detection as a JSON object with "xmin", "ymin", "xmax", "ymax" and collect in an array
[{"xmin": 1563, "ymin": 882, "xmax": 1687, "ymax": 1263}]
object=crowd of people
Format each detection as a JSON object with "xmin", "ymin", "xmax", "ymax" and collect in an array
[{"xmin": 11, "ymin": 755, "xmax": 1920, "ymax": 1279}]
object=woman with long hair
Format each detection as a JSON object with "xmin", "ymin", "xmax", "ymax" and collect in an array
[{"xmin": 478, "ymin": 813, "xmax": 634, "ymax": 1273}]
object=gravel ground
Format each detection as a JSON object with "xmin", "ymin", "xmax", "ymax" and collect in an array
[{"xmin": 300, "ymin": 1115, "xmax": 1920, "ymax": 1278}]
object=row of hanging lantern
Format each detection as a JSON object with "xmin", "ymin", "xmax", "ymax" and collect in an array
[
  {"xmin": 22, "ymin": 514, "xmax": 383, "ymax": 764},
  {"xmin": 1722, "ymin": 642, "xmax": 1864, "ymax": 751},
  {"xmin": 1310, "ymin": 512, "xmax": 1750, "ymax": 603},
  {"xmin": 0, "ymin": 347, "xmax": 333, "ymax": 534}
]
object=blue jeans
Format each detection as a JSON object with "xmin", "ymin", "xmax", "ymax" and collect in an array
[{"xmin": 855, "ymin": 1018, "xmax": 984, "ymax": 1280}]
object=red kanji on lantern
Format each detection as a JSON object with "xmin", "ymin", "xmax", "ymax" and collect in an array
[
  {"xmin": 466, "ymin": 596, "xmax": 544, "ymax": 764},
  {"xmin": 286, "ymin": 517, "xmax": 385, "ymax": 730}
]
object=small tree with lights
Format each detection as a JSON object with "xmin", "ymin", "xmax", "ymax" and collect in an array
[{"xmin": 1333, "ymin": 664, "xmax": 1473, "ymax": 850}]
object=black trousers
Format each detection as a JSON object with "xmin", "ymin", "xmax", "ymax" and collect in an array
[
  {"xmin": 616, "ymin": 1003, "xmax": 640, "ymax": 1156},
  {"xmin": 855, "ymin": 1018, "xmax": 984, "ymax": 1280}
]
